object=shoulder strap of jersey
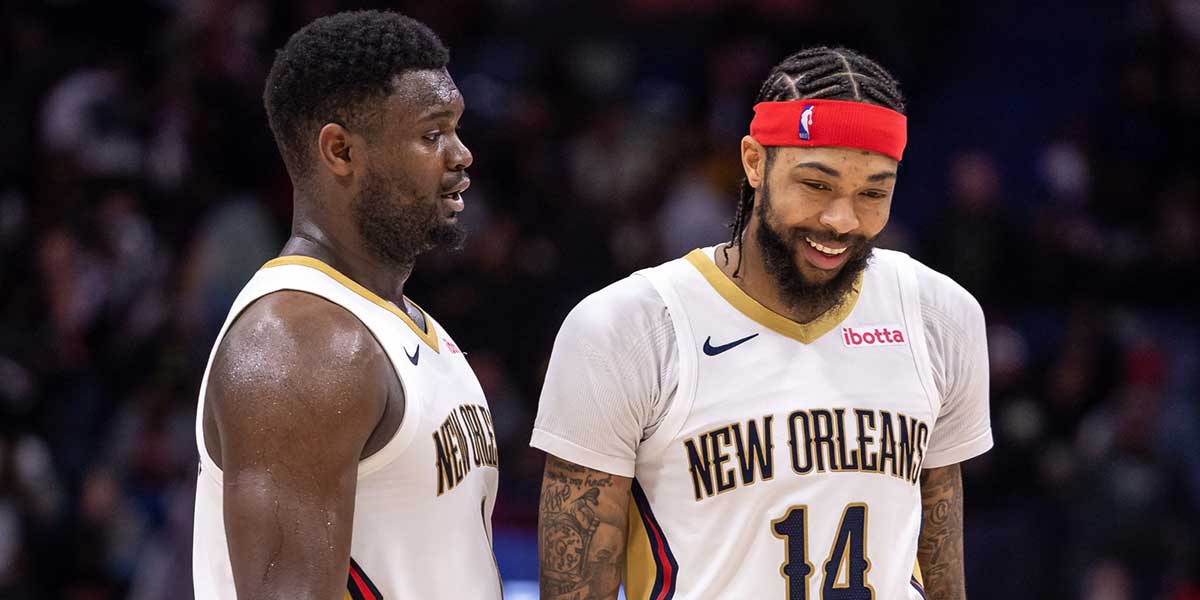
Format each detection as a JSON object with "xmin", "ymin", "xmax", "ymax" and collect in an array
[
  {"xmin": 887, "ymin": 250, "xmax": 942, "ymax": 421},
  {"xmin": 631, "ymin": 252, "xmax": 704, "ymax": 460}
]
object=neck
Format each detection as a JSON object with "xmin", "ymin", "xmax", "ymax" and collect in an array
[
  {"xmin": 716, "ymin": 233, "xmax": 843, "ymax": 325},
  {"xmin": 283, "ymin": 204, "xmax": 414, "ymax": 306}
]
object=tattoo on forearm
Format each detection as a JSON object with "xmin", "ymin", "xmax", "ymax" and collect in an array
[
  {"xmin": 539, "ymin": 456, "xmax": 627, "ymax": 600},
  {"xmin": 918, "ymin": 465, "xmax": 966, "ymax": 600}
]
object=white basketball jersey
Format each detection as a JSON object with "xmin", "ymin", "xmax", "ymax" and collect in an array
[
  {"xmin": 624, "ymin": 247, "xmax": 936, "ymax": 600},
  {"xmin": 193, "ymin": 256, "xmax": 502, "ymax": 600}
]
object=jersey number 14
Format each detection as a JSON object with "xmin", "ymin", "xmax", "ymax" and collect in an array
[{"xmin": 771, "ymin": 504, "xmax": 873, "ymax": 599}]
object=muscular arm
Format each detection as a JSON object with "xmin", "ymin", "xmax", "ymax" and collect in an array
[
  {"xmin": 207, "ymin": 293, "xmax": 390, "ymax": 600},
  {"xmin": 538, "ymin": 455, "xmax": 633, "ymax": 600},
  {"xmin": 917, "ymin": 464, "xmax": 966, "ymax": 600}
]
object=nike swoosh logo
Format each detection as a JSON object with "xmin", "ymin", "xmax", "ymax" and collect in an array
[
  {"xmin": 405, "ymin": 345, "xmax": 420, "ymax": 366},
  {"xmin": 703, "ymin": 333, "xmax": 759, "ymax": 356}
]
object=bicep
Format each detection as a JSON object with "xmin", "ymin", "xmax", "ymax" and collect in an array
[
  {"xmin": 538, "ymin": 454, "xmax": 633, "ymax": 600},
  {"xmin": 210, "ymin": 295, "xmax": 387, "ymax": 599},
  {"xmin": 219, "ymin": 396, "xmax": 368, "ymax": 599}
]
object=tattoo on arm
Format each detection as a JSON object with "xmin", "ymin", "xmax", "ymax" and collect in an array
[
  {"xmin": 539, "ymin": 456, "xmax": 630, "ymax": 600},
  {"xmin": 918, "ymin": 464, "xmax": 966, "ymax": 600}
]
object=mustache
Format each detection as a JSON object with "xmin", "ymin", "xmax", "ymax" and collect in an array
[{"xmin": 785, "ymin": 228, "xmax": 872, "ymax": 248}]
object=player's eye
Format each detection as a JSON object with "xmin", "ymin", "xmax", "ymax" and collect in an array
[
  {"xmin": 860, "ymin": 190, "xmax": 888, "ymax": 199},
  {"xmin": 423, "ymin": 132, "xmax": 442, "ymax": 142},
  {"xmin": 802, "ymin": 181, "xmax": 832, "ymax": 191}
]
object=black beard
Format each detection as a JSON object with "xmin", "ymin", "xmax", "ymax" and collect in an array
[
  {"xmin": 753, "ymin": 184, "xmax": 874, "ymax": 317},
  {"xmin": 353, "ymin": 168, "xmax": 466, "ymax": 269}
]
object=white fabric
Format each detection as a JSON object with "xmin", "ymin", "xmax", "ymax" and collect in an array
[
  {"xmin": 912, "ymin": 260, "xmax": 993, "ymax": 468},
  {"xmin": 532, "ymin": 246, "xmax": 991, "ymax": 599},
  {"xmin": 193, "ymin": 262, "xmax": 501, "ymax": 599},
  {"xmin": 533, "ymin": 248, "xmax": 992, "ymax": 474},
  {"xmin": 531, "ymin": 275, "xmax": 677, "ymax": 477}
]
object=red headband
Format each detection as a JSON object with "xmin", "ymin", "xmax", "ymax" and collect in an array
[{"xmin": 750, "ymin": 99, "xmax": 907, "ymax": 161}]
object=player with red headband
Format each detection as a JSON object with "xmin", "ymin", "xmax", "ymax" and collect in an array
[{"xmin": 533, "ymin": 47, "xmax": 992, "ymax": 599}]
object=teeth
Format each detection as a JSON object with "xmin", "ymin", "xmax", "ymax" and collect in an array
[{"xmin": 806, "ymin": 237, "xmax": 847, "ymax": 255}]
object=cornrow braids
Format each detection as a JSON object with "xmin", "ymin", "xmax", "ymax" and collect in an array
[{"xmin": 725, "ymin": 46, "xmax": 906, "ymax": 276}]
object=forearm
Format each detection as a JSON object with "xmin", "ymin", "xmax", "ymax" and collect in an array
[
  {"xmin": 538, "ymin": 455, "xmax": 631, "ymax": 600},
  {"xmin": 917, "ymin": 464, "xmax": 966, "ymax": 599}
]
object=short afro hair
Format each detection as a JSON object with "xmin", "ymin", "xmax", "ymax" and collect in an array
[{"xmin": 263, "ymin": 10, "xmax": 449, "ymax": 180}]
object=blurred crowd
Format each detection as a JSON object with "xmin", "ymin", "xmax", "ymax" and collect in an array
[{"xmin": 1, "ymin": 0, "xmax": 1197, "ymax": 598}]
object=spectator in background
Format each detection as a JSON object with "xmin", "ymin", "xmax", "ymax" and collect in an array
[
  {"xmin": 926, "ymin": 150, "xmax": 1025, "ymax": 307},
  {"xmin": 0, "ymin": 358, "xmax": 63, "ymax": 600}
]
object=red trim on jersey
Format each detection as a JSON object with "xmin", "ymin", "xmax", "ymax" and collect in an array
[
  {"xmin": 347, "ymin": 558, "xmax": 382, "ymax": 600},
  {"xmin": 632, "ymin": 480, "xmax": 677, "ymax": 600},
  {"xmin": 750, "ymin": 99, "xmax": 907, "ymax": 161}
]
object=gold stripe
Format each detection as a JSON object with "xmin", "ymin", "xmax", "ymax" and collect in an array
[
  {"xmin": 912, "ymin": 557, "xmax": 924, "ymax": 587},
  {"xmin": 262, "ymin": 255, "xmax": 440, "ymax": 352},
  {"xmin": 344, "ymin": 593, "xmax": 354, "ymax": 600},
  {"xmin": 684, "ymin": 248, "xmax": 860, "ymax": 344},
  {"xmin": 623, "ymin": 498, "xmax": 656, "ymax": 600}
]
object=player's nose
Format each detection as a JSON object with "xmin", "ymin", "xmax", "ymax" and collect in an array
[
  {"xmin": 447, "ymin": 135, "xmax": 472, "ymax": 172},
  {"xmin": 818, "ymin": 195, "xmax": 859, "ymax": 236}
]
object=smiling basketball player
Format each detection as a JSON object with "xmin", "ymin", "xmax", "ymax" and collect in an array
[{"xmin": 533, "ymin": 47, "xmax": 992, "ymax": 600}]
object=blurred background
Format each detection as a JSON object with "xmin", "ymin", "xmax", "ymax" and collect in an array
[{"xmin": 1, "ymin": 0, "xmax": 1198, "ymax": 598}]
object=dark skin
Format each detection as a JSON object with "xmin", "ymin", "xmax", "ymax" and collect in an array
[
  {"xmin": 918, "ymin": 464, "xmax": 967, "ymax": 599},
  {"xmin": 538, "ymin": 455, "xmax": 630, "ymax": 600},
  {"xmin": 539, "ymin": 139, "xmax": 967, "ymax": 599},
  {"xmin": 203, "ymin": 68, "xmax": 471, "ymax": 600}
]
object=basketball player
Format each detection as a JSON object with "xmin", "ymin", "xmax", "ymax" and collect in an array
[
  {"xmin": 532, "ymin": 47, "xmax": 991, "ymax": 599},
  {"xmin": 193, "ymin": 11, "xmax": 501, "ymax": 599}
]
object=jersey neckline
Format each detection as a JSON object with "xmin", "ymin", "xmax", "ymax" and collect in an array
[
  {"xmin": 261, "ymin": 255, "xmax": 441, "ymax": 353},
  {"xmin": 684, "ymin": 247, "xmax": 861, "ymax": 344}
]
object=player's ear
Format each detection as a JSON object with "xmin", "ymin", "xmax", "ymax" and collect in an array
[
  {"xmin": 317, "ymin": 122, "xmax": 357, "ymax": 178},
  {"xmin": 741, "ymin": 135, "xmax": 767, "ymax": 189}
]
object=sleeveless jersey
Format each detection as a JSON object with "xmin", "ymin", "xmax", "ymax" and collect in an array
[
  {"xmin": 193, "ymin": 256, "xmax": 502, "ymax": 600},
  {"xmin": 623, "ymin": 247, "xmax": 936, "ymax": 600}
]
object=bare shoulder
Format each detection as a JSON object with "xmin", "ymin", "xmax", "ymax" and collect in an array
[{"xmin": 207, "ymin": 291, "xmax": 391, "ymax": 454}]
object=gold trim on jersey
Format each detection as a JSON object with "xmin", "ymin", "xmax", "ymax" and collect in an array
[
  {"xmin": 261, "ymin": 255, "xmax": 440, "ymax": 352},
  {"xmin": 913, "ymin": 557, "xmax": 924, "ymax": 587},
  {"xmin": 624, "ymin": 499, "xmax": 655, "ymax": 600},
  {"xmin": 684, "ymin": 248, "xmax": 861, "ymax": 344}
]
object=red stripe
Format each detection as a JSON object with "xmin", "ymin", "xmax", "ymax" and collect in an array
[
  {"xmin": 640, "ymin": 510, "xmax": 674, "ymax": 600},
  {"xmin": 350, "ymin": 566, "xmax": 377, "ymax": 600}
]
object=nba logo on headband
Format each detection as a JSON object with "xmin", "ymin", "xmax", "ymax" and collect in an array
[{"xmin": 799, "ymin": 105, "xmax": 814, "ymax": 140}]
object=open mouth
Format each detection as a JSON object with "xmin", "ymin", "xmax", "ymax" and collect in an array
[
  {"xmin": 439, "ymin": 178, "xmax": 469, "ymax": 214},
  {"xmin": 439, "ymin": 191, "xmax": 464, "ymax": 216},
  {"xmin": 805, "ymin": 236, "xmax": 847, "ymax": 256},
  {"xmin": 803, "ymin": 236, "xmax": 851, "ymax": 270}
]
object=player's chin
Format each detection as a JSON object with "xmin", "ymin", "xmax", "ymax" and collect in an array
[
  {"xmin": 428, "ymin": 221, "xmax": 468, "ymax": 251},
  {"xmin": 796, "ymin": 262, "xmax": 840, "ymax": 285}
]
